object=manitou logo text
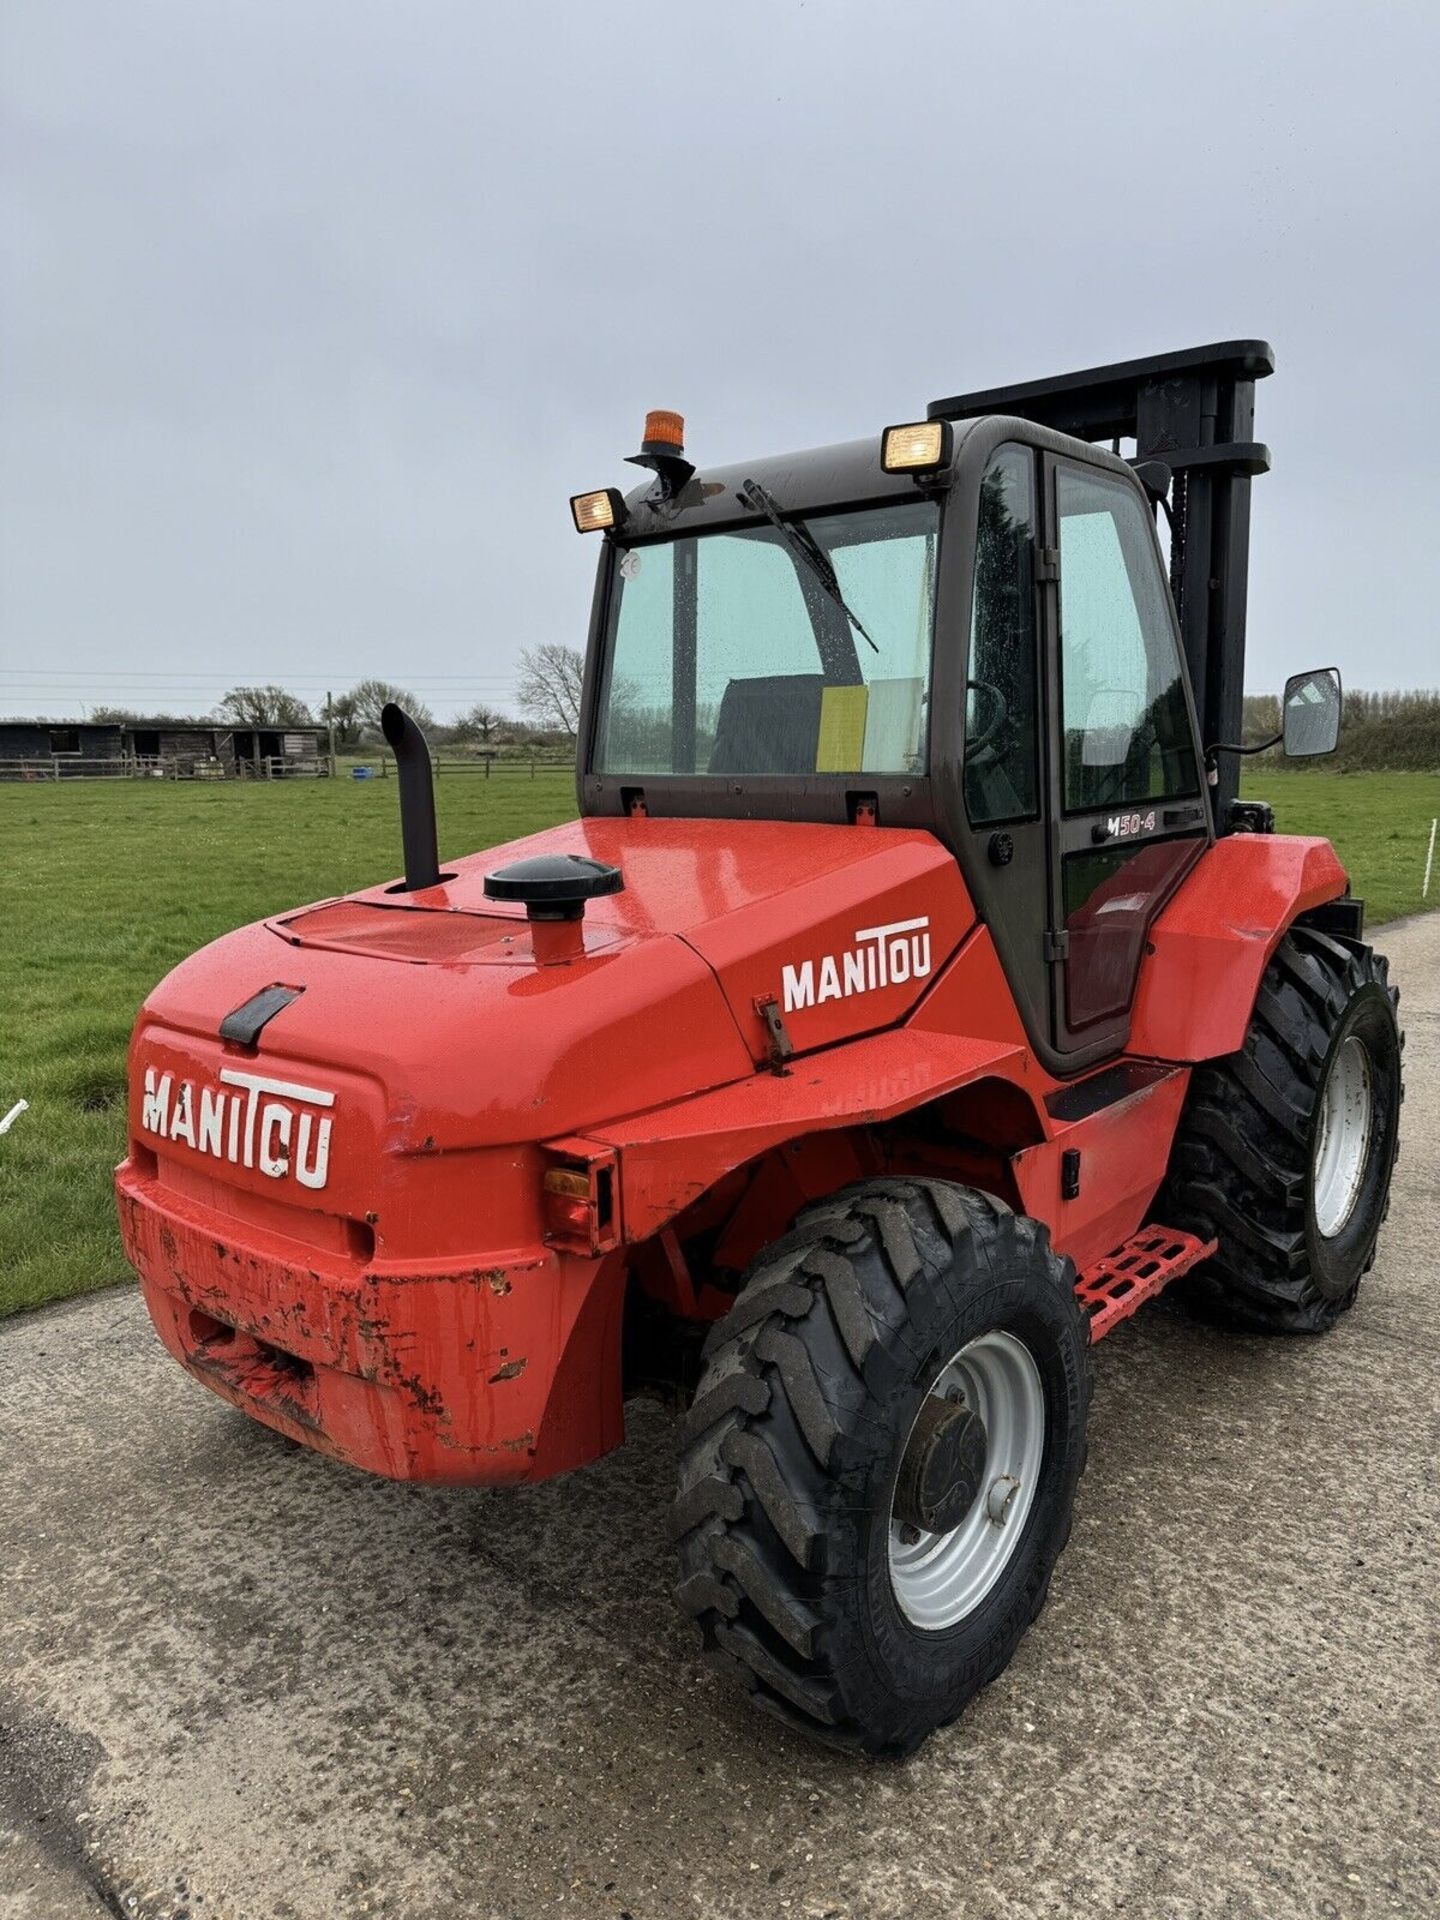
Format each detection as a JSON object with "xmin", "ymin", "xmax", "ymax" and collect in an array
[
  {"xmin": 781, "ymin": 916, "xmax": 932, "ymax": 1014},
  {"xmin": 140, "ymin": 1065, "xmax": 334, "ymax": 1191}
]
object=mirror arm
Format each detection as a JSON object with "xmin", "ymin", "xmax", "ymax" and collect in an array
[
  {"xmin": 1205, "ymin": 732, "xmax": 1283, "ymax": 761},
  {"xmin": 1204, "ymin": 731, "xmax": 1282, "ymax": 779}
]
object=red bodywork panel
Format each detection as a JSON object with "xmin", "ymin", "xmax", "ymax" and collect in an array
[
  {"xmin": 590, "ymin": 1020, "xmax": 1029, "ymax": 1243},
  {"xmin": 1012, "ymin": 1063, "xmax": 1190, "ymax": 1275},
  {"xmin": 117, "ymin": 821, "xmax": 1346, "ymax": 1485},
  {"xmin": 1130, "ymin": 833, "xmax": 1346, "ymax": 1058},
  {"xmin": 121, "ymin": 1170, "xmax": 623, "ymax": 1484}
]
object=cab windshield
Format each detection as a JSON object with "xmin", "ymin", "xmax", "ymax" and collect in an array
[{"xmin": 594, "ymin": 498, "xmax": 939, "ymax": 778}]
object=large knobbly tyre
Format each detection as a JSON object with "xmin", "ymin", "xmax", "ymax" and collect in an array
[
  {"xmin": 1163, "ymin": 926, "xmax": 1402, "ymax": 1333},
  {"xmin": 671, "ymin": 1179, "xmax": 1091, "ymax": 1757}
]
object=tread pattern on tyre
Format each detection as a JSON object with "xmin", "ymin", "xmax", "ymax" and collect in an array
[
  {"xmin": 1163, "ymin": 926, "xmax": 1402, "ymax": 1333},
  {"xmin": 671, "ymin": 1176, "xmax": 1089, "ymax": 1755}
]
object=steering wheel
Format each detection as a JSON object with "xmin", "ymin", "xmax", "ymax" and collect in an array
[{"xmin": 965, "ymin": 679, "xmax": 1009, "ymax": 759}]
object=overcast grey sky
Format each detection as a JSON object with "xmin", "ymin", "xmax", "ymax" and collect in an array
[{"xmin": 3, "ymin": 0, "xmax": 1437, "ymax": 721}]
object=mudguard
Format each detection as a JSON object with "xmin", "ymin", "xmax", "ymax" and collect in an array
[
  {"xmin": 1128, "ymin": 834, "xmax": 1348, "ymax": 1061},
  {"xmin": 583, "ymin": 1023, "xmax": 1028, "ymax": 1242}
]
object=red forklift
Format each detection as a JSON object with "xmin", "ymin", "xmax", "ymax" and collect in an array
[{"xmin": 118, "ymin": 342, "xmax": 1402, "ymax": 1754}]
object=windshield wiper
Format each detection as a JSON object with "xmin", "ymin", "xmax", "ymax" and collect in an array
[{"xmin": 738, "ymin": 478, "xmax": 879, "ymax": 654}]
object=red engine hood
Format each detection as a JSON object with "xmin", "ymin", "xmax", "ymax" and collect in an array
[
  {"xmin": 277, "ymin": 817, "xmax": 975, "ymax": 1062},
  {"xmin": 131, "ymin": 819, "xmax": 974, "ymax": 1167},
  {"xmin": 285, "ymin": 816, "xmax": 958, "ymax": 941}
]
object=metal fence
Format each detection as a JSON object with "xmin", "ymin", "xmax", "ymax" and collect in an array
[
  {"xmin": 0, "ymin": 754, "xmax": 329, "ymax": 782},
  {"xmin": 0, "ymin": 750, "xmax": 574, "ymax": 783},
  {"xmin": 366, "ymin": 753, "xmax": 573, "ymax": 780}
]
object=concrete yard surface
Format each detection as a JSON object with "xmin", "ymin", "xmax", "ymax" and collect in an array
[{"xmin": 2, "ymin": 912, "xmax": 1437, "ymax": 1920}]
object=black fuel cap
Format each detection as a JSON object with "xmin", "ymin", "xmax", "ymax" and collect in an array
[{"xmin": 483, "ymin": 853, "xmax": 624, "ymax": 922}]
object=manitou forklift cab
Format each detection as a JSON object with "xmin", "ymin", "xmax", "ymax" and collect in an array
[{"xmin": 572, "ymin": 342, "xmax": 1329, "ymax": 1076}]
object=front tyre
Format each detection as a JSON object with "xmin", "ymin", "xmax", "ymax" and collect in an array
[
  {"xmin": 671, "ymin": 1179, "xmax": 1091, "ymax": 1757},
  {"xmin": 1164, "ymin": 927, "xmax": 1403, "ymax": 1333}
]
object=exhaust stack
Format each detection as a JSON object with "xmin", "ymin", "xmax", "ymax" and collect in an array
[{"xmin": 381, "ymin": 703, "xmax": 443, "ymax": 893}]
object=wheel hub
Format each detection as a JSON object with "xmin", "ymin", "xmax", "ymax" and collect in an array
[
  {"xmin": 888, "ymin": 1329, "xmax": 1048, "ymax": 1632},
  {"xmin": 893, "ymin": 1394, "xmax": 989, "ymax": 1536}
]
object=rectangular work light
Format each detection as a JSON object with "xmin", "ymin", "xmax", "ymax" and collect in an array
[
  {"xmin": 881, "ymin": 420, "xmax": 952, "ymax": 474},
  {"xmin": 570, "ymin": 487, "xmax": 626, "ymax": 534}
]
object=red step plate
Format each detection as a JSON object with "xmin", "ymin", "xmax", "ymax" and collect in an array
[{"xmin": 1075, "ymin": 1226, "xmax": 1218, "ymax": 1341}]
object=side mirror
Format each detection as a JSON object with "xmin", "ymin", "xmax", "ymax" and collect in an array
[{"xmin": 1282, "ymin": 667, "xmax": 1342, "ymax": 758}]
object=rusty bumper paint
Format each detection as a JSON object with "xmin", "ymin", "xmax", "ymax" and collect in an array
[{"xmin": 117, "ymin": 1161, "xmax": 626, "ymax": 1485}]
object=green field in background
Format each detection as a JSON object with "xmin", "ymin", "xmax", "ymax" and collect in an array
[
  {"xmin": 1239, "ymin": 767, "xmax": 1440, "ymax": 923},
  {"xmin": 0, "ymin": 772, "xmax": 578, "ymax": 1316},
  {"xmin": 1, "ymin": 765, "xmax": 1436, "ymax": 1318}
]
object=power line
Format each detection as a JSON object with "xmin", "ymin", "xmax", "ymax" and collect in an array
[
  {"xmin": 0, "ymin": 670, "xmax": 525, "ymax": 686},
  {"xmin": 0, "ymin": 683, "xmax": 523, "ymax": 698}
]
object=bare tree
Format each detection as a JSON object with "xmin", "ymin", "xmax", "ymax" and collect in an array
[
  {"xmin": 218, "ymin": 685, "xmax": 314, "ymax": 727},
  {"xmin": 454, "ymin": 702, "xmax": 506, "ymax": 744},
  {"xmin": 516, "ymin": 645, "xmax": 585, "ymax": 739},
  {"xmin": 346, "ymin": 678, "xmax": 435, "ymax": 735},
  {"xmin": 326, "ymin": 690, "xmax": 361, "ymax": 749}
]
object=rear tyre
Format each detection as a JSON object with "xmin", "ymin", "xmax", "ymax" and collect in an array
[
  {"xmin": 1163, "ymin": 926, "xmax": 1402, "ymax": 1333},
  {"xmin": 671, "ymin": 1179, "xmax": 1090, "ymax": 1757}
]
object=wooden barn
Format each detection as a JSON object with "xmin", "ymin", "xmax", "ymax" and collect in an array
[
  {"xmin": 0, "ymin": 720, "xmax": 125, "ymax": 777},
  {"xmin": 121, "ymin": 721, "xmax": 328, "ymax": 776},
  {"xmin": 0, "ymin": 719, "xmax": 330, "ymax": 779}
]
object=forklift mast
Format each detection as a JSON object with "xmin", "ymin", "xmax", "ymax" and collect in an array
[{"xmin": 929, "ymin": 340, "xmax": 1274, "ymax": 824}]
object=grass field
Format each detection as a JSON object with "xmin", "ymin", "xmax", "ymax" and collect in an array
[
  {"xmin": 1240, "ymin": 767, "xmax": 1440, "ymax": 923},
  {"xmin": 0, "ymin": 772, "xmax": 577, "ymax": 1317},
  {"xmin": 2, "ymin": 766, "xmax": 1436, "ymax": 1318}
]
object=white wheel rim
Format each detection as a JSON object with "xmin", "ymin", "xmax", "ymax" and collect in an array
[
  {"xmin": 888, "ymin": 1330, "xmax": 1046, "ymax": 1632},
  {"xmin": 1313, "ymin": 1034, "xmax": 1374, "ymax": 1239}
]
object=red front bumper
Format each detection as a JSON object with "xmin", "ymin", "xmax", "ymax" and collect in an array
[{"xmin": 117, "ymin": 1159, "xmax": 625, "ymax": 1485}]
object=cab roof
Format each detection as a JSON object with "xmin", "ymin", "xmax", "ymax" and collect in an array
[{"xmin": 617, "ymin": 430, "xmax": 980, "ymax": 541}]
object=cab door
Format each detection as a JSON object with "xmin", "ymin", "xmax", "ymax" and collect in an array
[
  {"xmin": 1043, "ymin": 455, "xmax": 1211, "ymax": 1061},
  {"xmin": 955, "ymin": 442, "xmax": 1052, "ymax": 1053}
]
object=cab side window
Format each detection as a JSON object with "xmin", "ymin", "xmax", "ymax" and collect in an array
[
  {"xmin": 1057, "ymin": 464, "xmax": 1198, "ymax": 812},
  {"xmin": 965, "ymin": 445, "xmax": 1039, "ymax": 824}
]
